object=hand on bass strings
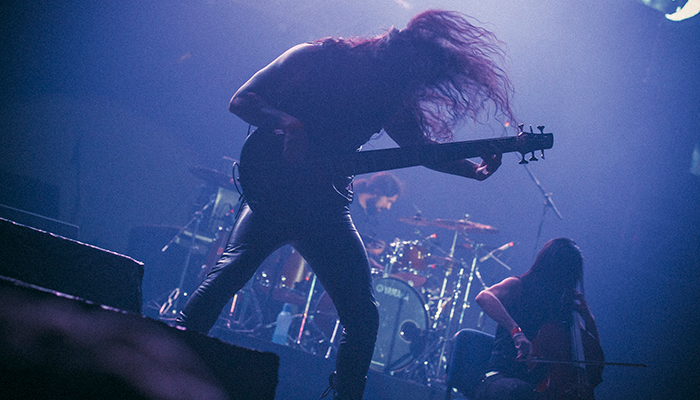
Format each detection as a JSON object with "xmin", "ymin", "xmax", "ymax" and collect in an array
[{"xmin": 474, "ymin": 152, "xmax": 502, "ymax": 181}]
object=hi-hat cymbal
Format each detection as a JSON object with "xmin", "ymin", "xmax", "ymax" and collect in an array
[
  {"xmin": 398, "ymin": 216, "xmax": 498, "ymax": 234},
  {"xmin": 189, "ymin": 166, "xmax": 237, "ymax": 191}
]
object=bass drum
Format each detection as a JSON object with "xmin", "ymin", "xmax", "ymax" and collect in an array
[
  {"xmin": 312, "ymin": 277, "xmax": 429, "ymax": 371},
  {"xmin": 370, "ymin": 277, "xmax": 428, "ymax": 372}
]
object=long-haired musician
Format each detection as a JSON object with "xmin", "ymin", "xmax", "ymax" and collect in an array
[{"xmin": 177, "ymin": 10, "xmax": 513, "ymax": 399}]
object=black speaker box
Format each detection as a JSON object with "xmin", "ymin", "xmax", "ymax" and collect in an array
[{"xmin": 0, "ymin": 218, "xmax": 142, "ymax": 313}]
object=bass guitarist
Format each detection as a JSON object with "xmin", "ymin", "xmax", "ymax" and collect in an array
[{"xmin": 177, "ymin": 9, "xmax": 514, "ymax": 400}]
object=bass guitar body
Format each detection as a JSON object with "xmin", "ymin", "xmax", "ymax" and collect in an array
[{"xmin": 238, "ymin": 129, "xmax": 350, "ymax": 213}]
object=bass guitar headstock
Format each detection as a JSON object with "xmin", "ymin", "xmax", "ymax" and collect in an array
[{"xmin": 516, "ymin": 123, "xmax": 554, "ymax": 164}]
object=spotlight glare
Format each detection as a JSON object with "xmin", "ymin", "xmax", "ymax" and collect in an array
[{"xmin": 666, "ymin": 0, "xmax": 700, "ymax": 21}]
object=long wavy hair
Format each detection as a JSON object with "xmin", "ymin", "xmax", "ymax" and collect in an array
[
  {"xmin": 520, "ymin": 238, "xmax": 584, "ymax": 321},
  {"xmin": 523, "ymin": 238, "xmax": 584, "ymax": 288},
  {"xmin": 321, "ymin": 10, "xmax": 515, "ymax": 141}
]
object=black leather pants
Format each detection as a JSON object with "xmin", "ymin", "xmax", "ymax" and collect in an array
[{"xmin": 178, "ymin": 202, "xmax": 379, "ymax": 400}]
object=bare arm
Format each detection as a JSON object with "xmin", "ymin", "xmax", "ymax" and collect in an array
[
  {"xmin": 383, "ymin": 107, "xmax": 501, "ymax": 181},
  {"xmin": 475, "ymin": 277, "xmax": 521, "ymax": 333},
  {"xmin": 229, "ymin": 43, "xmax": 314, "ymax": 162},
  {"xmin": 475, "ymin": 277, "xmax": 532, "ymax": 359}
]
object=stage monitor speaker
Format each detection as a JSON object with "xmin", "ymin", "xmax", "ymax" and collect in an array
[
  {"xmin": 0, "ymin": 203, "xmax": 79, "ymax": 240},
  {"xmin": 0, "ymin": 217, "xmax": 142, "ymax": 314}
]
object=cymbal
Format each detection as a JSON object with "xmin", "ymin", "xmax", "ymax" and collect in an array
[
  {"xmin": 398, "ymin": 216, "xmax": 498, "ymax": 234},
  {"xmin": 189, "ymin": 166, "xmax": 237, "ymax": 191}
]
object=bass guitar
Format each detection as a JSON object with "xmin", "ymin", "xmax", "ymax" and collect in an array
[{"xmin": 238, "ymin": 125, "xmax": 554, "ymax": 211}]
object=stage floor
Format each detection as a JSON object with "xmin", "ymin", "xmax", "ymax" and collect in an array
[{"xmin": 209, "ymin": 327, "xmax": 455, "ymax": 400}]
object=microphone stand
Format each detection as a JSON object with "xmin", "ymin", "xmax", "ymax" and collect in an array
[
  {"xmin": 504, "ymin": 124, "xmax": 562, "ymax": 260},
  {"xmin": 158, "ymin": 196, "xmax": 216, "ymax": 318},
  {"xmin": 523, "ymin": 163, "xmax": 563, "ymax": 260}
]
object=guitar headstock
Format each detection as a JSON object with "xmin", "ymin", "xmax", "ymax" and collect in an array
[{"xmin": 516, "ymin": 124, "xmax": 554, "ymax": 164}]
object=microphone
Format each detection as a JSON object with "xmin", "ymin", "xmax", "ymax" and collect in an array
[{"xmin": 479, "ymin": 241, "xmax": 515, "ymax": 262}]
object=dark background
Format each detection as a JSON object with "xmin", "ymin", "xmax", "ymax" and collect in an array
[{"xmin": 1, "ymin": 1, "xmax": 698, "ymax": 398}]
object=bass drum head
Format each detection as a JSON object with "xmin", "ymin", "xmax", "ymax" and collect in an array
[{"xmin": 370, "ymin": 277, "xmax": 428, "ymax": 372}]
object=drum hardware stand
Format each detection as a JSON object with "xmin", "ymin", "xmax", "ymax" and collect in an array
[
  {"xmin": 430, "ymin": 230, "xmax": 464, "ymax": 379},
  {"xmin": 222, "ymin": 281, "xmax": 264, "ymax": 334},
  {"xmin": 295, "ymin": 270, "xmax": 318, "ymax": 346},
  {"xmin": 324, "ymin": 319, "xmax": 341, "ymax": 359},
  {"xmin": 285, "ymin": 261, "xmax": 338, "ymax": 357},
  {"xmin": 394, "ymin": 327, "xmax": 442, "ymax": 384},
  {"xmin": 457, "ymin": 246, "xmax": 483, "ymax": 327},
  {"xmin": 158, "ymin": 196, "xmax": 216, "ymax": 319},
  {"xmin": 384, "ymin": 298, "xmax": 408, "ymax": 373},
  {"xmin": 434, "ymin": 235, "xmax": 487, "ymax": 379}
]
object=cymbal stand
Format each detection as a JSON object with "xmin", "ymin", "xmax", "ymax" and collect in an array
[
  {"xmin": 434, "ymin": 235, "xmax": 486, "ymax": 379},
  {"xmin": 457, "ymin": 248, "xmax": 482, "ymax": 327},
  {"xmin": 431, "ymin": 230, "xmax": 460, "ymax": 327},
  {"xmin": 432, "ymin": 230, "xmax": 467, "ymax": 378}
]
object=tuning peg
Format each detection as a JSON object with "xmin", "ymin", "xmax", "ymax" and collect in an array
[
  {"xmin": 540, "ymin": 148, "xmax": 545, "ymax": 159},
  {"xmin": 537, "ymin": 126, "xmax": 545, "ymax": 134},
  {"xmin": 518, "ymin": 123, "xmax": 524, "ymax": 133},
  {"xmin": 519, "ymin": 153, "xmax": 529, "ymax": 164},
  {"xmin": 529, "ymin": 151, "xmax": 538, "ymax": 162}
]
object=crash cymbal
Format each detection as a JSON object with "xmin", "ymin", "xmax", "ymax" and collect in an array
[
  {"xmin": 189, "ymin": 166, "xmax": 237, "ymax": 191},
  {"xmin": 398, "ymin": 216, "xmax": 498, "ymax": 233}
]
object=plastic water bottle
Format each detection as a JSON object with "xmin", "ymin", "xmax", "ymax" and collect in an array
[{"xmin": 272, "ymin": 303, "xmax": 293, "ymax": 345}]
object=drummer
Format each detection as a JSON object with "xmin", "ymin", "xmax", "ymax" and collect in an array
[{"xmin": 350, "ymin": 172, "xmax": 403, "ymax": 267}]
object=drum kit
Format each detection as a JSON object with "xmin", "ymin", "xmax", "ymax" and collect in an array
[
  {"xmin": 156, "ymin": 166, "xmax": 515, "ymax": 386},
  {"xmin": 217, "ymin": 210, "xmax": 514, "ymax": 385}
]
